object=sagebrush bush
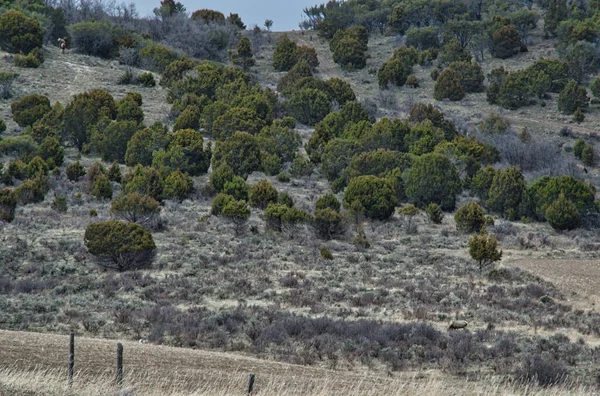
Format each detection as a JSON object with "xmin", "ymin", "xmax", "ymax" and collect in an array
[
  {"xmin": 455, "ymin": 201, "xmax": 486, "ymax": 233},
  {"xmin": 14, "ymin": 48, "xmax": 44, "ymax": 68},
  {"xmin": 84, "ymin": 221, "xmax": 156, "ymax": 271}
]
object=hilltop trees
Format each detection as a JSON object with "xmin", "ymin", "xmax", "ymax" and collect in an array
[
  {"xmin": 0, "ymin": 11, "xmax": 44, "ymax": 54},
  {"xmin": 232, "ymin": 36, "xmax": 256, "ymax": 71}
]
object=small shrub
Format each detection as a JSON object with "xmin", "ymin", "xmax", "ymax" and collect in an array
[
  {"xmin": 314, "ymin": 208, "xmax": 345, "ymax": 240},
  {"xmin": 84, "ymin": 221, "xmax": 156, "ymax": 271},
  {"xmin": 14, "ymin": 175, "xmax": 49, "ymax": 205},
  {"xmin": 14, "ymin": 48, "xmax": 44, "ymax": 68},
  {"xmin": 211, "ymin": 193, "xmax": 235, "ymax": 216},
  {"xmin": 0, "ymin": 188, "xmax": 17, "ymax": 223},
  {"xmin": 319, "ymin": 246, "xmax": 334, "ymax": 260},
  {"xmin": 92, "ymin": 174, "xmax": 113, "ymax": 200},
  {"xmin": 66, "ymin": 162, "xmax": 87, "ymax": 182},
  {"xmin": 221, "ymin": 199, "xmax": 251, "ymax": 235},
  {"xmin": 343, "ymin": 176, "xmax": 397, "ymax": 220},
  {"xmin": 0, "ymin": 72, "xmax": 19, "ymax": 99},
  {"xmin": 581, "ymin": 145, "xmax": 595, "ymax": 166},
  {"xmin": 111, "ymin": 193, "xmax": 160, "ymax": 225},
  {"xmin": 558, "ymin": 80, "xmax": 589, "ymax": 115},
  {"xmin": 469, "ymin": 228, "xmax": 502, "ymax": 273},
  {"xmin": 51, "ymin": 195, "xmax": 68, "ymax": 213},
  {"xmin": 573, "ymin": 107, "xmax": 584, "ymax": 123},
  {"xmin": 290, "ymin": 155, "xmax": 314, "ymax": 177},
  {"xmin": 107, "ymin": 162, "xmax": 122, "ymax": 183},
  {"xmin": 249, "ymin": 179, "xmax": 278, "ymax": 209},
  {"xmin": 455, "ymin": 201, "xmax": 486, "ymax": 233},
  {"xmin": 163, "ymin": 170, "xmax": 193, "ymax": 201},
  {"xmin": 545, "ymin": 193, "xmax": 580, "ymax": 231},
  {"xmin": 277, "ymin": 172, "xmax": 290, "ymax": 182},
  {"xmin": 138, "ymin": 72, "xmax": 156, "ymax": 87},
  {"xmin": 426, "ymin": 203, "xmax": 444, "ymax": 224},
  {"xmin": 316, "ymin": 193, "xmax": 341, "ymax": 212},
  {"xmin": 406, "ymin": 75, "xmax": 419, "ymax": 88},
  {"xmin": 574, "ymin": 138, "xmax": 586, "ymax": 158},
  {"xmin": 516, "ymin": 354, "xmax": 567, "ymax": 386}
]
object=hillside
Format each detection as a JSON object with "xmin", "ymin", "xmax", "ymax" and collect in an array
[{"xmin": 3, "ymin": 0, "xmax": 600, "ymax": 393}]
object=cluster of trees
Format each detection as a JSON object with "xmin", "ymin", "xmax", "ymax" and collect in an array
[
  {"xmin": 0, "ymin": 10, "xmax": 46, "ymax": 68},
  {"xmin": 273, "ymin": 35, "xmax": 319, "ymax": 72}
]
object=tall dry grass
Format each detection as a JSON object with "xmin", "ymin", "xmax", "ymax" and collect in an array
[{"xmin": 0, "ymin": 368, "xmax": 596, "ymax": 396}]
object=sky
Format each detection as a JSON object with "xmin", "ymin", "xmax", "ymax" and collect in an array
[{"xmin": 133, "ymin": 0, "xmax": 321, "ymax": 31}]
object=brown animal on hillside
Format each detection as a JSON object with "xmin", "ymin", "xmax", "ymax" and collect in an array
[{"xmin": 448, "ymin": 320, "xmax": 468, "ymax": 330}]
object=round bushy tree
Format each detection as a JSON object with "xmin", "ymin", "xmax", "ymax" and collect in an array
[
  {"xmin": 92, "ymin": 120, "xmax": 140, "ymax": 163},
  {"xmin": 92, "ymin": 174, "xmax": 113, "ymax": 200},
  {"xmin": 163, "ymin": 170, "xmax": 193, "ymax": 201},
  {"xmin": 11, "ymin": 94, "xmax": 51, "ymax": 128},
  {"xmin": 378, "ymin": 58, "xmax": 409, "ymax": 89},
  {"xmin": 84, "ymin": 221, "xmax": 156, "ymax": 271},
  {"xmin": 249, "ymin": 179, "xmax": 278, "ymax": 209},
  {"xmin": 343, "ymin": 175, "xmax": 397, "ymax": 220},
  {"xmin": 404, "ymin": 153, "xmax": 461, "ymax": 210},
  {"xmin": 449, "ymin": 61, "xmax": 485, "ymax": 93},
  {"xmin": 63, "ymin": 89, "xmax": 116, "ymax": 151},
  {"xmin": 212, "ymin": 132, "xmax": 262, "ymax": 179},
  {"xmin": 486, "ymin": 166, "xmax": 526, "ymax": 220},
  {"xmin": 110, "ymin": 193, "xmax": 160, "ymax": 225},
  {"xmin": 454, "ymin": 201, "xmax": 486, "ymax": 232},
  {"xmin": 545, "ymin": 193, "xmax": 580, "ymax": 230},
  {"xmin": 273, "ymin": 35, "xmax": 298, "ymax": 71},
  {"xmin": 0, "ymin": 188, "xmax": 17, "ymax": 223},
  {"xmin": 558, "ymin": 80, "xmax": 589, "ymax": 114},
  {"xmin": 426, "ymin": 202, "xmax": 444, "ymax": 224},
  {"xmin": 287, "ymin": 88, "xmax": 332, "ymax": 126},
  {"xmin": 316, "ymin": 193, "xmax": 341, "ymax": 212},
  {"xmin": 491, "ymin": 25, "xmax": 524, "ymax": 59},
  {"xmin": 314, "ymin": 208, "xmax": 345, "ymax": 240},
  {"xmin": 0, "ymin": 11, "xmax": 44, "ymax": 54},
  {"xmin": 434, "ymin": 68, "xmax": 465, "ymax": 101},
  {"xmin": 125, "ymin": 122, "xmax": 169, "ymax": 167}
]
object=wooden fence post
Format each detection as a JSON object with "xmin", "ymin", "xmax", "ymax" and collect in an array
[
  {"xmin": 247, "ymin": 373, "xmax": 255, "ymax": 394},
  {"xmin": 67, "ymin": 332, "xmax": 74, "ymax": 387},
  {"xmin": 116, "ymin": 343, "xmax": 123, "ymax": 386}
]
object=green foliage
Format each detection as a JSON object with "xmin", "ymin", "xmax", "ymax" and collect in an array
[
  {"xmin": 277, "ymin": 60, "xmax": 313, "ymax": 94},
  {"xmin": 287, "ymin": 88, "xmax": 332, "ymax": 126},
  {"xmin": 211, "ymin": 193, "xmax": 234, "ymax": 216},
  {"xmin": 64, "ymin": 89, "xmax": 116, "ymax": 151},
  {"xmin": 0, "ymin": 11, "xmax": 43, "ymax": 54},
  {"xmin": 35, "ymin": 137, "xmax": 63, "ymax": 168},
  {"xmin": 139, "ymin": 44, "xmax": 178, "ymax": 72},
  {"xmin": 404, "ymin": 153, "xmax": 461, "ymax": 210},
  {"xmin": 277, "ymin": 192, "xmax": 294, "ymax": 208},
  {"xmin": 321, "ymin": 139, "xmax": 362, "ymax": 182},
  {"xmin": 591, "ymin": 77, "xmax": 600, "ymax": 98},
  {"xmin": 0, "ymin": 72, "xmax": 19, "ymax": 100},
  {"xmin": 116, "ymin": 99, "xmax": 144, "ymax": 124},
  {"xmin": 546, "ymin": 193, "xmax": 581, "ymax": 230},
  {"xmin": 222, "ymin": 176, "xmax": 249, "ymax": 201},
  {"xmin": 84, "ymin": 221, "xmax": 156, "ymax": 271},
  {"xmin": 163, "ymin": 170, "xmax": 193, "ymax": 201},
  {"xmin": 92, "ymin": 174, "xmax": 113, "ymax": 200},
  {"xmin": 487, "ymin": 167, "xmax": 526, "ymax": 220},
  {"xmin": 314, "ymin": 208, "xmax": 345, "ymax": 240},
  {"xmin": 14, "ymin": 47, "xmax": 44, "ymax": 68},
  {"xmin": 343, "ymin": 175, "xmax": 396, "ymax": 220},
  {"xmin": 69, "ymin": 21, "xmax": 122, "ymax": 58},
  {"xmin": 92, "ymin": 120, "xmax": 140, "ymax": 163},
  {"xmin": 137, "ymin": 72, "xmax": 156, "ymax": 87},
  {"xmin": 434, "ymin": 68, "xmax": 465, "ymax": 101},
  {"xmin": 0, "ymin": 119, "xmax": 5, "ymax": 134},
  {"xmin": 454, "ymin": 201, "xmax": 486, "ymax": 232},
  {"xmin": 212, "ymin": 132, "xmax": 262, "ymax": 179},
  {"xmin": 574, "ymin": 138, "xmax": 586, "ymax": 158},
  {"xmin": 378, "ymin": 58, "xmax": 410, "ymax": 89},
  {"xmin": 491, "ymin": 25, "xmax": 524, "ymax": 59},
  {"xmin": 123, "ymin": 165, "xmax": 163, "ymax": 202},
  {"xmin": 107, "ymin": 161, "xmax": 122, "ymax": 183},
  {"xmin": 406, "ymin": 75, "xmax": 419, "ymax": 88},
  {"xmin": 448, "ymin": 61, "xmax": 484, "ymax": 93},
  {"xmin": 66, "ymin": 161, "xmax": 86, "ymax": 182},
  {"xmin": 232, "ymin": 36, "xmax": 255, "ymax": 71},
  {"xmin": 273, "ymin": 35, "xmax": 298, "ymax": 71},
  {"xmin": 277, "ymin": 172, "xmax": 290, "ymax": 183},
  {"xmin": 248, "ymin": 179, "xmax": 278, "ymax": 209},
  {"xmin": 438, "ymin": 39, "xmax": 472, "ymax": 66},
  {"xmin": 14, "ymin": 174, "xmax": 49, "ymax": 205},
  {"xmin": 582, "ymin": 145, "xmax": 595, "ymax": 166},
  {"xmin": 11, "ymin": 94, "xmax": 51, "ymax": 128},
  {"xmin": 316, "ymin": 193, "xmax": 341, "ymax": 212},
  {"xmin": 319, "ymin": 246, "xmax": 334, "ymax": 259},
  {"xmin": 1, "ymin": 160, "xmax": 26, "ymax": 186},
  {"xmin": 257, "ymin": 124, "xmax": 301, "ymax": 164},
  {"xmin": 558, "ymin": 80, "xmax": 589, "ymax": 114},
  {"xmin": 290, "ymin": 155, "xmax": 315, "ymax": 178},
  {"xmin": 426, "ymin": 202, "xmax": 444, "ymax": 224},
  {"xmin": 155, "ymin": 129, "xmax": 211, "ymax": 176},
  {"xmin": 471, "ymin": 166, "xmax": 498, "ymax": 201},
  {"xmin": 0, "ymin": 188, "xmax": 17, "ymax": 223},
  {"xmin": 479, "ymin": 112, "xmax": 511, "ymax": 134},
  {"xmin": 125, "ymin": 122, "xmax": 169, "ymax": 167},
  {"xmin": 469, "ymin": 229, "xmax": 502, "ymax": 273},
  {"xmin": 408, "ymin": 104, "xmax": 457, "ymax": 141},
  {"xmin": 161, "ymin": 58, "xmax": 196, "ymax": 88},
  {"xmin": 213, "ymin": 107, "xmax": 266, "ymax": 140},
  {"xmin": 26, "ymin": 156, "xmax": 48, "ymax": 178},
  {"xmin": 191, "ymin": 9, "xmax": 225, "ymax": 22},
  {"xmin": 405, "ymin": 26, "xmax": 440, "ymax": 50},
  {"xmin": 331, "ymin": 28, "xmax": 368, "ymax": 70},
  {"xmin": 27, "ymin": 102, "xmax": 64, "ymax": 143},
  {"xmin": 265, "ymin": 202, "xmax": 309, "ymax": 232},
  {"xmin": 297, "ymin": 45, "xmax": 319, "ymax": 70},
  {"xmin": 221, "ymin": 199, "xmax": 251, "ymax": 235},
  {"xmin": 0, "ymin": 135, "xmax": 37, "ymax": 157},
  {"xmin": 574, "ymin": 107, "xmax": 585, "ymax": 123},
  {"xmin": 528, "ymin": 175, "xmax": 595, "ymax": 222},
  {"xmin": 51, "ymin": 195, "xmax": 67, "ymax": 213},
  {"xmin": 210, "ymin": 163, "xmax": 235, "ymax": 193},
  {"xmin": 110, "ymin": 193, "xmax": 160, "ymax": 225},
  {"xmin": 545, "ymin": 0, "xmax": 568, "ymax": 36},
  {"xmin": 261, "ymin": 153, "xmax": 281, "ymax": 176},
  {"xmin": 346, "ymin": 149, "xmax": 405, "ymax": 180}
]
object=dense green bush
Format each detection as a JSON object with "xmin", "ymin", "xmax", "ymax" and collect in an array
[
  {"xmin": 273, "ymin": 35, "xmax": 298, "ymax": 71},
  {"xmin": 314, "ymin": 208, "xmax": 345, "ymax": 240},
  {"xmin": 327, "ymin": 78, "xmax": 356, "ymax": 105},
  {"xmin": 212, "ymin": 132, "xmax": 262, "ymax": 179},
  {"xmin": 66, "ymin": 161, "xmax": 86, "ymax": 182},
  {"xmin": 211, "ymin": 193, "xmax": 235, "ymax": 216},
  {"xmin": 35, "ymin": 137, "xmax": 63, "ymax": 168},
  {"xmin": 426, "ymin": 202, "xmax": 444, "ymax": 224},
  {"xmin": 0, "ymin": 11, "xmax": 44, "ymax": 54},
  {"xmin": 454, "ymin": 201, "xmax": 486, "ymax": 232},
  {"xmin": 107, "ymin": 161, "xmax": 122, "ymax": 183},
  {"xmin": 221, "ymin": 199, "xmax": 251, "ymax": 235},
  {"xmin": 0, "ymin": 72, "xmax": 19, "ymax": 100},
  {"xmin": 528, "ymin": 175, "xmax": 595, "ymax": 221},
  {"xmin": 277, "ymin": 61, "xmax": 313, "ymax": 94},
  {"xmin": 163, "ymin": 170, "xmax": 193, "ymax": 201},
  {"xmin": 249, "ymin": 179, "xmax": 278, "ymax": 209},
  {"xmin": 69, "ymin": 21, "xmax": 120, "ymax": 58},
  {"xmin": 449, "ymin": 62, "xmax": 484, "ymax": 93},
  {"xmin": 378, "ymin": 58, "xmax": 410, "ymax": 89},
  {"xmin": 232, "ymin": 36, "xmax": 256, "ymax": 71},
  {"xmin": 404, "ymin": 153, "xmax": 461, "ymax": 210},
  {"xmin": 0, "ymin": 135, "xmax": 37, "ymax": 157},
  {"xmin": 343, "ymin": 175, "xmax": 396, "ymax": 220},
  {"xmin": 173, "ymin": 106, "xmax": 200, "ymax": 131},
  {"xmin": 256, "ymin": 124, "xmax": 301, "ymax": 164},
  {"xmin": 84, "ymin": 221, "xmax": 156, "ymax": 271},
  {"xmin": 213, "ymin": 107, "xmax": 266, "ymax": 140},
  {"xmin": 123, "ymin": 165, "xmax": 163, "ymax": 202},
  {"xmin": 116, "ymin": 98, "xmax": 144, "ymax": 124},
  {"xmin": 591, "ymin": 77, "xmax": 600, "ymax": 98},
  {"xmin": 405, "ymin": 26, "xmax": 440, "ymax": 50},
  {"xmin": 297, "ymin": 45, "xmax": 319, "ymax": 70},
  {"xmin": 438, "ymin": 39, "xmax": 472, "ymax": 66},
  {"xmin": 63, "ymin": 89, "xmax": 116, "ymax": 151},
  {"xmin": 157, "ymin": 129, "xmax": 212, "ymax": 176},
  {"xmin": 469, "ymin": 229, "xmax": 502, "ymax": 273},
  {"xmin": 0, "ymin": 188, "xmax": 17, "ymax": 223},
  {"xmin": 14, "ymin": 48, "xmax": 44, "ymax": 68},
  {"xmin": 434, "ymin": 68, "xmax": 465, "ymax": 101},
  {"xmin": 331, "ymin": 34, "xmax": 367, "ymax": 70},
  {"xmin": 110, "ymin": 193, "xmax": 160, "ymax": 225},
  {"xmin": 139, "ymin": 44, "xmax": 178, "ymax": 72},
  {"xmin": 125, "ymin": 122, "xmax": 169, "ymax": 167},
  {"xmin": 92, "ymin": 174, "xmax": 113, "ymax": 200},
  {"xmin": 138, "ymin": 72, "xmax": 156, "ymax": 87},
  {"xmin": 26, "ymin": 156, "xmax": 48, "ymax": 179},
  {"xmin": 558, "ymin": 80, "xmax": 589, "ymax": 114},
  {"xmin": 582, "ymin": 145, "xmax": 595, "ymax": 166},
  {"xmin": 14, "ymin": 174, "xmax": 49, "ymax": 205},
  {"xmin": 92, "ymin": 120, "xmax": 140, "ymax": 163},
  {"xmin": 491, "ymin": 25, "xmax": 524, "ymax": 59},
  {"xmin": 51, "ymin": 195, "xmax": 68, "ymax": 213},
  {"xmin": 287, "ymin": 88, "xmax": 332, "ymax": 126},
  {"xmin": 11, "ymin": 94, "xmax": 51, "ymax": 128},
  {"xmin": 487, "ymin": 166, "xmax": 526, "ymax": 220},
  {"xmin": 1, "ymin": 160, "xmax": 27, "ymax": 186},
  {"xmin": 222, "ymin": 176, "xmax": 249, "ymax": 201},
  {"xmin": 545, "ymin": 193, "xmax": 581, "ymax": 231},
  {"xmin": 316, "ymin": 193, "xmax": 341, "ymax": 212},
  {"xmin": 0, "ymin": 119, "xmax": 6, "ymax": 134},
  {"xmin": 574, "ymin": 138, "xmax": 586, "ymax": 159}
]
